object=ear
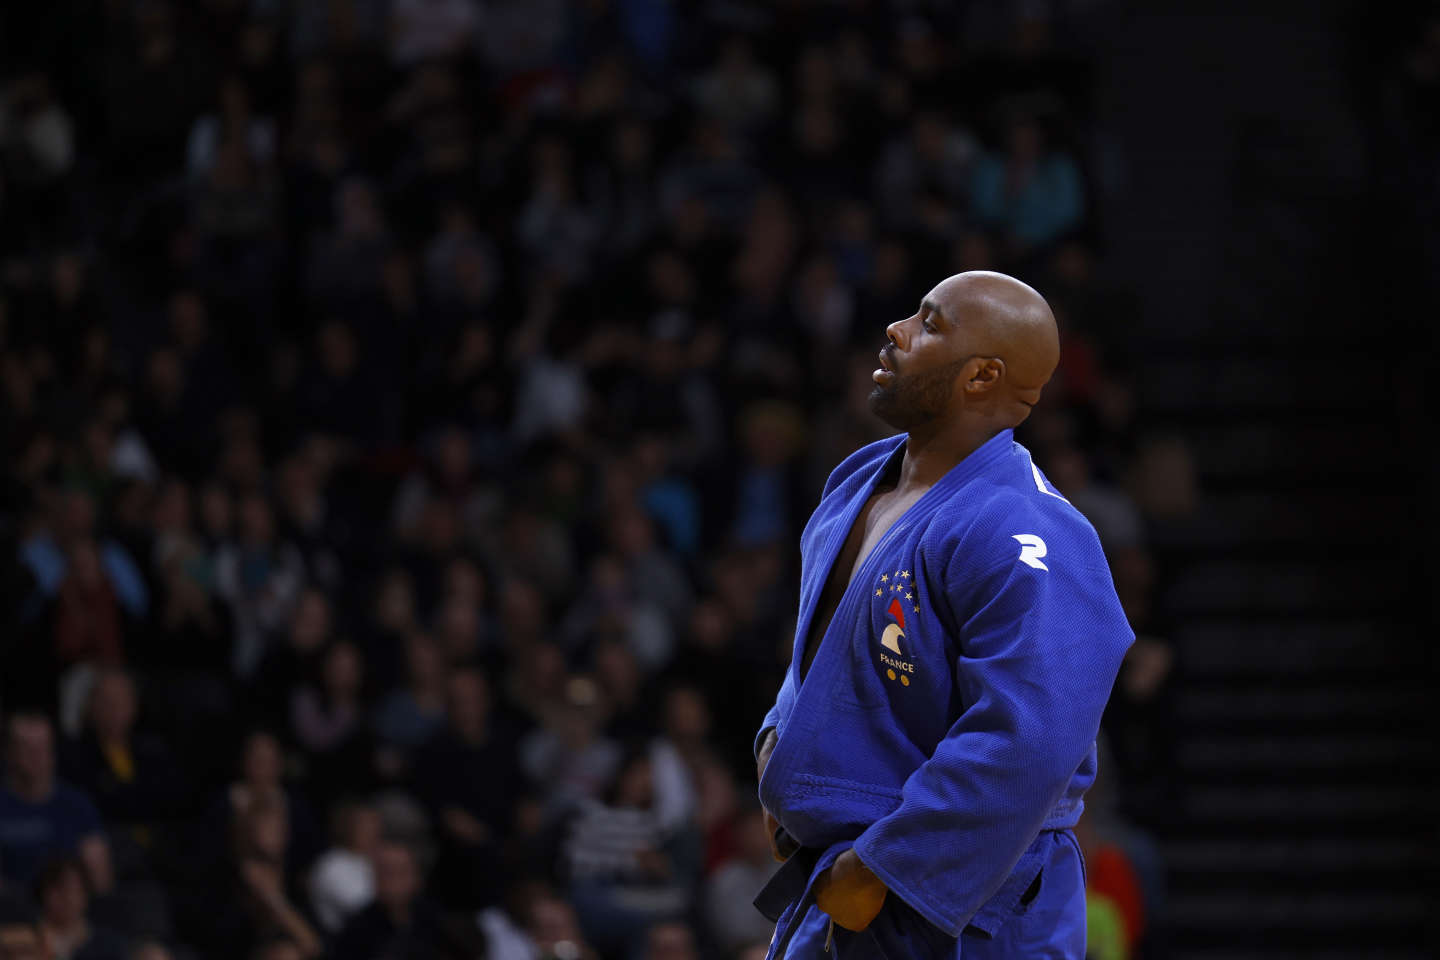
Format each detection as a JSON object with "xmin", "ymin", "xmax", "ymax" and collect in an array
[{"xmin": 963, "ymin": 357, "xmax": 1004, "ymax": 393}]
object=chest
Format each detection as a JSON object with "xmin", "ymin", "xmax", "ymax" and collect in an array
[{"xmin": 825, "ymin": 487, "xmax": 927, "ymax": 600}]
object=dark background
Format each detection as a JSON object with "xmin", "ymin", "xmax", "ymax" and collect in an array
[{"xmin": 0, "ymin": 1, "xmax": 1435, "ymax": 959}]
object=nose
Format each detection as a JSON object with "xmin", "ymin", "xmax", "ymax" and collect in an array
[{"xmin": 885, "ymin": 316, "xmax": 908, "ymax": 350}]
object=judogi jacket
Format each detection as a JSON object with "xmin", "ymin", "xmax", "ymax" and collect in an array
[{"xmin": 755, "ymin": 430, "xmax": 1133, "ymax": 947}]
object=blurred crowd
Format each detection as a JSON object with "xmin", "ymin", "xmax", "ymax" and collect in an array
[{"xmin": 1, "ymin": 2, "xmax": 1195, "ymax": 959}]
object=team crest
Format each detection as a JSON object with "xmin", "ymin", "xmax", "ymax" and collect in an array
[{"xmin": 873, "ymin": 568, "xmax": 919, "ymax": 685}]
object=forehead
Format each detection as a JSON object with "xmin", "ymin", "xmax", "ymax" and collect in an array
[{"xmin": 920, "ymin": 276, "xmax": 973, "ymax": 321}]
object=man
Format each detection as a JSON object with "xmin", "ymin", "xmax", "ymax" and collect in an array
[
  {"xmin": 753, "ymin": 272, "xmax": 1133, "ymax": 958},
  {"xmin": 0, "ymin": 713, "xmax": 112, "ymax": 894}
]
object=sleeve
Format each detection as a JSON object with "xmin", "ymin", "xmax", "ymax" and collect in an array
[
  {"xmin": 754, "ymin": 666, "xmax": 795, "ymax": 760},
  {"xmin": 851, "ymin": 528, "xmax": 1133, "ymax": 937}
]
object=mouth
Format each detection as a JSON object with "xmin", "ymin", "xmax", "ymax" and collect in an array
[{"xmin": 873, "ymin": 349, "xmax": 895, "ymax": 386}]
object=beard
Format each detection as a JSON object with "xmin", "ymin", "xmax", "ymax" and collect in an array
[{"xmin": 868, "ymin": 355, "xmax": 971, "ymax": 430}]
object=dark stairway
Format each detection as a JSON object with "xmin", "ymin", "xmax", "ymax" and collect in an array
[{"xmin": 1081, "ymin": 2, "xmax": 1438, "ymax": 956}]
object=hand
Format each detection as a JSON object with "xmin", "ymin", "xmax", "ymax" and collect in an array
[
  {"xmin": 442, "ymin": 807, "xmax": 491, "ymax": 845},
  {"xmin": 814, "ymin": 849, "xmax": 887, "ymax": 932},
  {"xmin": 762, "ymin": 806, "xmax": 791, "ymax": 863},
  {"xmin": 756, "ymin": 728, "xmax": 778, "ymax": 784},
  {"xmin": 756, "ymin": 729, "xmax": 792, "ymax": 863},
  {"xmin": 240, "ymin": 859, "xmax": 285, "ymax": 905}
]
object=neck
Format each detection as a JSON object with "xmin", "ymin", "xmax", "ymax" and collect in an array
[
  {"xmin": 897, "ymin": 421, "xmax": 1001, "ymax": 490},
  {"xmin": 45, "ymin": 916, "xmax": 86, "ymax": 941},
  {"xmin": 9, "ymin": 776, "xmax": 51, "ymax": 803}
]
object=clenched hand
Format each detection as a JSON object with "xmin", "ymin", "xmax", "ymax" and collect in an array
[{"xmin": 814, "ymin": 848, "xmax": 888, "ymax": 931}]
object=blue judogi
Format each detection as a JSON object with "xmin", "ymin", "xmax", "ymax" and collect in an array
[{"xmin": 755, "ymin": 430, "xmax": 1133, "ymax": 958}]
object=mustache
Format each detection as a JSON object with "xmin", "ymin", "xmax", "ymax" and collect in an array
[{"xmin": 881, "ymin": 344, "xmax": 899, "ymax": 371}]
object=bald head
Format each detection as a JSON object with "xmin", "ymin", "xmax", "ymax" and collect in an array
[
  {"xmin": 925, "ymin": 271, "xmax": 1059, "ymax": 423},
  {"xmin": 871, "ymin": 270, "xmax": 1059, "ymax": 435}
]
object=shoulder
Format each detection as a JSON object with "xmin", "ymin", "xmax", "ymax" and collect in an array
[
  {"xmin": 821, "ymin": 435, "xmax": 905, "ymax": 500},
  {"xmin": 927, "ymin": 446, "xmax": 1108, "ymax": 577},
  {"xmin": 49, "ymin": 783, "xmax": 101, "ymax": 819}
]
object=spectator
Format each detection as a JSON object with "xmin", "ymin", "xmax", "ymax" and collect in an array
[
  {"xmin": 51, "ymin": 540, "xmax": 126, "ymax": 670},
  {"xmin": 969, "ymin": 113, "xmax": 1085, "ymax": 255},
  {"xmin": 215, "ymin": 495, "xmax": 305, "ymax": 680},
  {"xmin": 372, "ymin": 632, "xmax": 448, "ymax": 752},
  {"xmin": 202, "ymin": 799, "xmax": 321, "ymax": 960},
  {"xmin": 413, "ymin": 667, "xmax": 519, "ymax": 910},
  {"xmin": 61, "ymin": 668, "xmax": 187, "ymax": 830},
  {"xmin": 214, "ymin": 731, "xmax": 317, "ymax": 873},
  {"xmin": 306, "ymin": 801, "xmax": 380, "ymax": 935},
  {"xmin": 564, "ymin": 749, "xmax": 698, "ymax": 956},
  {"xmin": 331, "ymin": 842, "xmax": 445, "ymax": 960},
  {"xmin": 0, "ymin": 713, "xmax": 112, "ymax": 894},
  {"xmin": 703, "ymin": 803, "xmax": 779, "ymax": 953},
  {"xmin": 34, "ymin": 857, "xmax": 127, "ymax": 960},
  {"xmin": 643, "ymin": 922, "xmax": 700, "ymax": 960},
  {"xmin": 288, "ymin": 642, "xmax": 372, "ymax": 812}
]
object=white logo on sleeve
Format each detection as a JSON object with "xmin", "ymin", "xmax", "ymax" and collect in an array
[{"xmin": 1012, "ymin": 534, "xmax": 1049, "ymax": 571}]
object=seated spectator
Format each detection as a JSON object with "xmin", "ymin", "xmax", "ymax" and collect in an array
[
  {"xmin": 969, "ymin": 114, "xmax": 1084, "ymax": 256},
  {"xmin": 0, "ymin": 713, "xmax": 112, "ymax": 894},
  {"xmin": 51, "ymin": 540, "xmax": 127, "ymax": 671},
  {"xmin": 249, "ymin": 589, "xmax": 332, "ymax": 731},
  {"xmin": 372, "ymin": 632, "xmax": 447, "ymax": 752},
  {"xmin": 518, "ymin": 676, "xmax": 621, "ymax": 821},
  {"xmin": 0, "ymin": 919, "xmax": 44, "ymax": 960},
  {"xmin": 306, "ymin": 801, "xmax": 379, "ymax": 935},
  {"xmin": 248, "ymin": 940, "xmax": 303, "ymax": 960},
  {"xmin": 213, "ymin": 731, "xmax": 318, "ymax": 871},
  {"xmin": 61, "ymin": 669, "xmax": 187, "ymax": 831},
  {"xmin": 288, "ymin": 641, "xmax": 372, "ymax": 812},
  {"xmin": 34, "ymin": 857, "xmax": 128, "ymax": 960},
  {"xmin": 643, "ymin": 921, "xmax": 700, "ymax": 960},
  {"xmin": 126, "ymin": 942, "xmax": 172, "ymax": 960},
  {"xmin": 414, "ymin": 667, "xmax": 520, "ymax": 910},
  {"xmin": 331, "ymin": 842, "xmax": 445, "ymax": 960},
  {"xmin": 201, "ymin": 800, "xmax": 321, "ymax": 960},
  {"xmin": 703, "ymin": 803, "xmax": 779, "ymax": 953},
  {"xmin": 564, "ymin": 750, "xmax": 699, "ymax": 957}
]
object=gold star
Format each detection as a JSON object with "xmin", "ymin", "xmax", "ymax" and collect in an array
[
  {"xmin": 904, "ymin": 592, "xmax": 913, "ymax": 600},
  {"xmin": 901, "ymin": 570, "xmax": 911, "ymax": 579},
  {"xmin": 913, "ymin": 606, "xmax": 920, "ymax": 613},
  {"xmin": 880, "ymin": 574, "xmax": 889, "ymax": 583},
  {"xmin": 875, "ymin": 588, "xmax": 882, "ymax": 596}
]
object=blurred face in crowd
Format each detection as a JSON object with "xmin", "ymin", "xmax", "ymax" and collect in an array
[
  {"xmin": 290, "ymin": 590, "xmax": 331, "ymax": 653},
  {"xmin": 443, "ymin": 557, "xmax": 486, "ymax": 608},
  {"xmin": 373, "ymin": 843, "xmax": 420, "ymax": 910},
  {"xmin": 645, "ymin": 922, "xmax": 699, "ymax": 960},
  {"xmin": 446, "ymin": 670, "xmax": 489, "ymax": 741},
  {"xmin": 0, "ymin": 924, "xmax": 44, "ymax": 960},
  {"xmin": 200, "ymin": 483, "xmax": 234, "ymax": 539},
  {"xmin": 526, "ymin": 894, "xmax": 584, "ymax": 949},
  {"xmin": 238, "ymin": 494, "xmax": 273, "ymax": 547},
  {"xmin": 663, "ymin": 686, "xmax": 710, "ymax": 741},
  {"xmin": 39, "ymin": 862, "xmax": 88, "ymax": 928},
  {"xmin": 403, "ymin": 632, "xmax": 444, "ymax": 691},
  {"xmin": 130, "ymin": 941, "xmax": 175, "ymax": 960},
  {"xmin": 90, "ymin": 669, "xmax": 138, "ymax": 743},
  {"xmin": 252, "ymin": 941, "xmax": 303, "ymax": 960},
  {"xmin": 7, "ymin": 715, "xmax": 55, "ymax": 796},
  {"xmin": 341, "ymin": 805, "xmax": 382, "ymax": 857},
  {"xmin": 322, "ymin": 643, "xmax": 363, "ymax": 702},
  {"xmin": 614, "ymin": 755, "xmax": 654, "ymax": 809},
  {"xmin": 242, "ymin": 732, "xmax": 283, "ymax": 789},
  {"xmin": 375, "ymin": 570, "xmax": 416, "ymax": 631},
  {"xmin": 67, "ymin": 539, "xmax": 105, "ymax": 590}
]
